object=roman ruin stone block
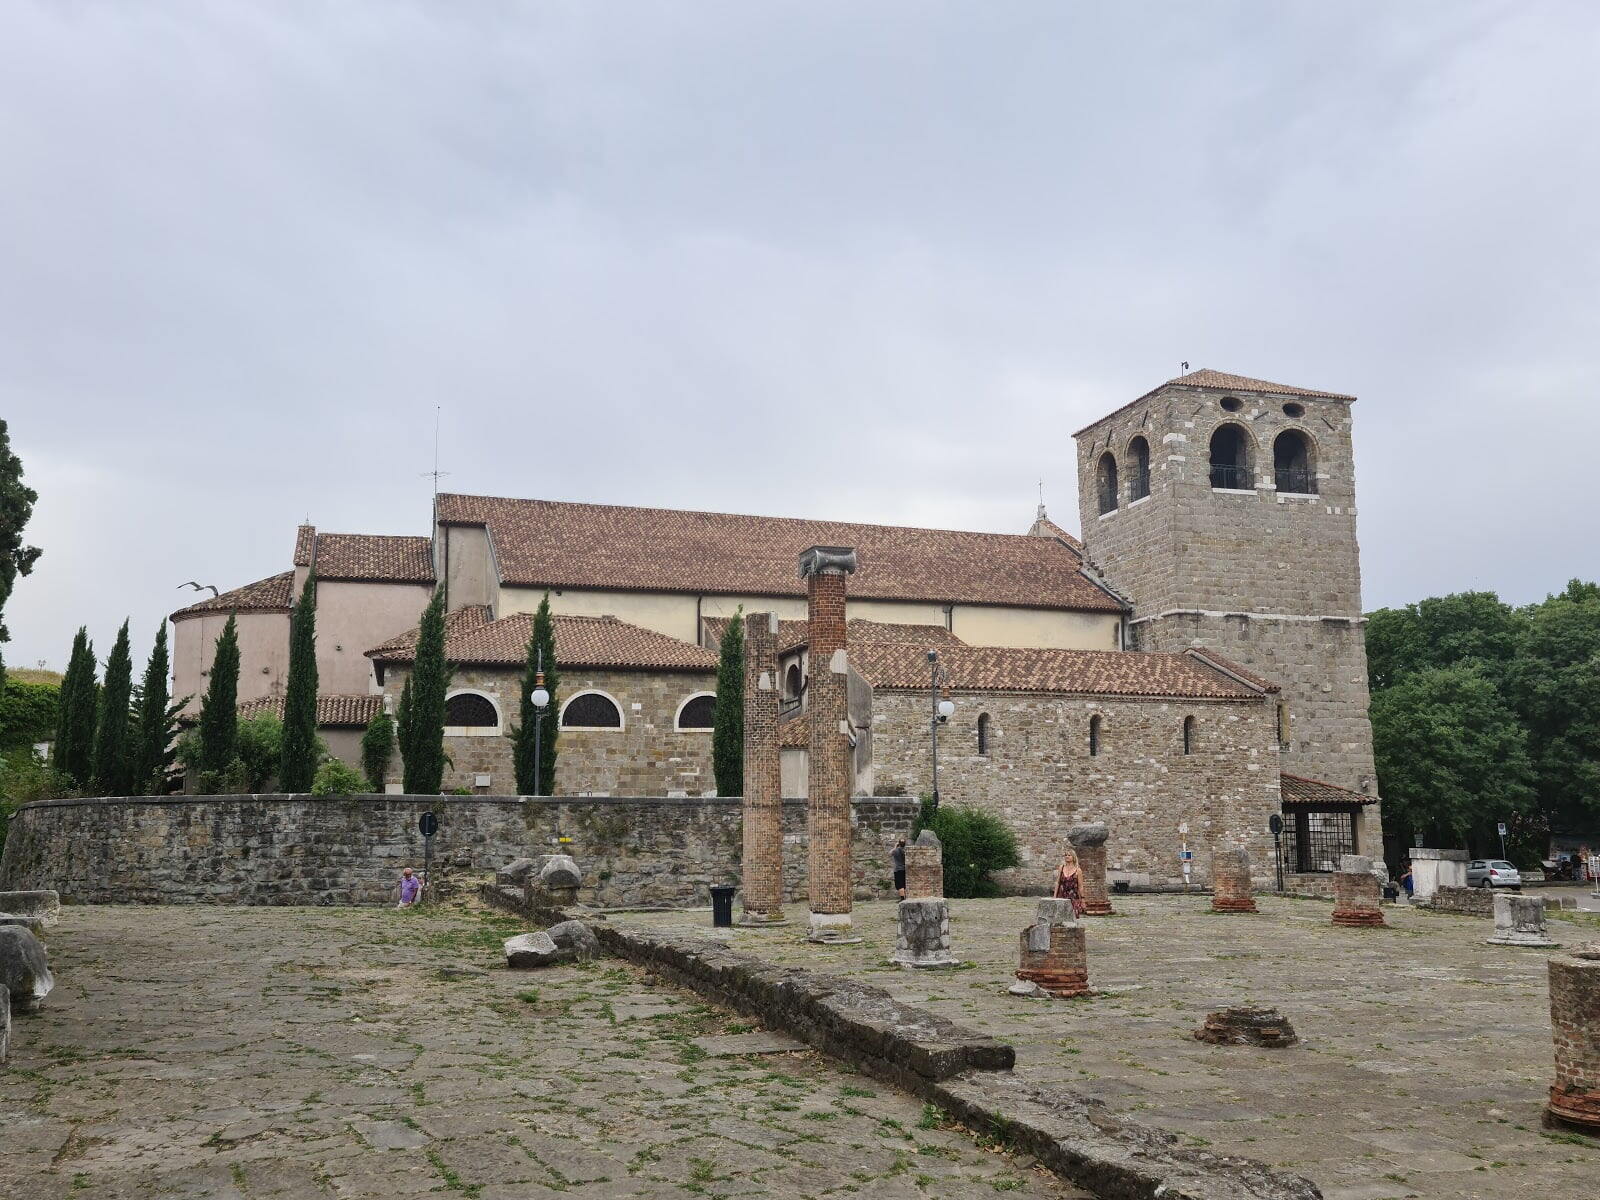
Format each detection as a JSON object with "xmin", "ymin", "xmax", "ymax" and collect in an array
[
  {"xmin": 0, "ymin": 927, "xmax": 53, "ymax": 1013},
  {"xmin": 1067, "ymin": 824, "xmax": 1112, "ymax": 914},
  {"xmin": 1489, "ymin": 892, "xmax": 1556, "ymax": 948},
  {"xmin": 891, "ymin": 898, "xmax": 957, "ymax": 969},
  {"xmin": 547, "ymin": 920, "xmax": 601, "ymax": 960},
  {"xmin": 904, "ymin": 830, "xmax": 944, "ymax": 899},
  {"xmin": 802, "ymin": 545, "xmax": 860, "ymax": 944},
  {"xmin": 1016, "ymin": 898, "xmax": 1089, "ymax": 998},
  {"xmin": 1193, "ymin": 1005, "xmax": 1299, "ymax": 1048},
  {"xmin": 504, "ymin": 931, "xmax": 564, "ymax": 969},
  {"xmin": 1331, "ymin": 854, "xmax": 1385, "ymax": 927},
  {"xmin": 1210, "ymin": 848, "xmax": 1257, "ymax": 913},
  {"xmin": 1546, "ymin": 946, "xmax": 1600, "ymax": 1135}
]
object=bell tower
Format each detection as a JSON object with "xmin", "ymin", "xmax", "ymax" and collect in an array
[{"xmin": 1074, "ymin": 369, "xmax": 1383, "ymax": 853}]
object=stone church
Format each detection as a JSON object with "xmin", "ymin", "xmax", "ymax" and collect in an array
[{"xmin": 171, "ymin": 368, "xmax": 1382, "ymax": 890}]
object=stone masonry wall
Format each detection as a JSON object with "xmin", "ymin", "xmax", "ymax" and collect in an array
[
  {"xmin": 0, "ymin": 794, "xmax": 915, "ymax": 909},
  {"xmin": 1075, "ymin": 382, "xmax": 1383, "ymax": 852},
  {"xmin": 381, "ymin": 665, "xmax": 717, "ymax": 796},
  {"xmin": 871, "ymin": 690, "xmax": 1280, "ymax": 892}
]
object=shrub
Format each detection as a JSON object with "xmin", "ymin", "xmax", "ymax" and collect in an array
[
  {"xmin": 360, "ymin": 712, "xmax": 395, "ymax": 791},
  {"xmin": 0, "ymin": 748, "xmax": 72, "ymax": 856},
  {"xmin": 912, "ymin": 800, "xmax": 1020, "ymax": 898},
  {"xmin": 0, "ymin": 679, "xmax": 58, "ymax": 751},
  {"xmin": 311, "ymin": 757, "xmax": 368, "ymax": 797},
  {"xmin": 236, "ymin": 714, "xmax": 284, "ymax": 792}
]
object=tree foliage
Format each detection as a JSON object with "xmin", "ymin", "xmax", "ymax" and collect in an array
[
  {"xmin": 312, "ymin": 756, "xmax": 368, "ymax": 797},
  {"xmin": 0, "ymin": 419, "xmax": 42, "ymax": 691},
  {"xmin": 712, "ymin": 612, "xmax": 744, "ymax": 797},
  {"xmin": 360, "ymin": 711, "xmax": 395, "ymax": 792},
  {"xmin": 196, "ymin": 614, "xmax": 240, "ymax": 786},
  {"xmin": 912, "ymin": 799, "xmax": 1020, "ymax": 898},
  {"xmin": 400, "ymin": 589, "xmax": 450, "ymax": 794},
  {"xmin": 53, "ymin": 627, "xmax": 96, "ymax": 788},
  {"xmin": 511, "ymin": 593, "xmax": 560, "ymax": 795},
  {"xmin": 131, "ymin": 623, "xmax": 175, "ymax": 794},
  {"xmin": 279, "ymin": 573, "xmax": 320, "ymax": 792},
  {"xmin": 0, "ymin": 679, "xmax": 58, "ymax": 752},
  {"xmin": 92, "ymin": 619, "xmax": 134, "ymax": 794}
]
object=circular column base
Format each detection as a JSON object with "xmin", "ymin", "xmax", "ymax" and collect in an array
[
  {"xmin": 1211, "ymin": 898, "xmax": 1259, "ymax": 913},
  {"xmin": 1015, "ymin": 968, "xmax": 1090, "ymax": 998},
  {"xmin": 737, "ymin": 912, "xmax": 789, "ymax": 928},
  {"xmin": 891, "ymin": 953, "xmax": 959, "ymax": 969},
  {"xmin": 1546, "ymin": 1087, "xmax": 1600, "ymax": 1135},
  {"xmin": 1080, "ymin": 902, "xmax": 1114, "ymax": 916},
  {"xmin": 1331, "ymin": 908, "xmax": 1386, "ymax": 927}
]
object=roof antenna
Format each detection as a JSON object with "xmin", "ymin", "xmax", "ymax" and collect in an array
[
  {"xmin": 1036, "ymin": 478, "xmax": 1047, "ymax": 521},
  {"xmin": 421, "ymin": 405, "xmax": 449, "ymax": 500}
]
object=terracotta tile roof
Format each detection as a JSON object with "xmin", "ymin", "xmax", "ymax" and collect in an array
[
  {"xmin": 312, "ymin": 533, "xmax": 435, "ymax": 583},
  {"xmin": 172, "ymin": 571, "xmax": 294, "ymax": 619},
  {"xmin": 236, "ymin": 693, "xmax": 383, "ymax": 727},
  {"xmin": 1184, "ymin": 648, "xmax": 1280, "ymax": 693},
  {"xmin": 1074, "ymin": 368, "xmax": 1355, "ymax": 436},
  {"xmin": 293, "ymin": 525, "xmax": 315, "ymax": 567},
  {"xmin": 701, "ymin": 616, "xmax": 952, "ymax": 656},
  {"xmin": 1026, "ymin": 511, "xmax": 1083, "ymax": 551},
  {"xmin": 433, "ymin": 494, "xmax": 1123, "ymax": 614},
  {"xmin": 369, "ymin": 607, "xmax": 718, "ymax": 673},
  {"xmin": 779, "ymin": 714, "xmax": 809, "ymax": 748},
  {"xmin": 1280, "ymin": 774, "xmax": 1376, "ymax": 807}
]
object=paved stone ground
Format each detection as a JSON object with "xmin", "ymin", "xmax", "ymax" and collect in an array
[
  {"xmin": 0, "ymin": 905, "xmax": 1086, "ymax": 1200},
  {"xmin": 625, "ymin": 895, "xmax": 1600, "ymax": 1200}
]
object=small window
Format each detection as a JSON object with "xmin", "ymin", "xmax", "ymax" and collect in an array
[
  {"xmin": 784, "ymin": 663, "xmax": 803, "ymax": 699},
  {"xmin": 977, "ymin": 712, "xmax": 992, "ymax": 756},
  {"xmin": 1209, "ymin": 423, "xmax": 1253, "ymax": 490},
  {"xmin": 1096, "ymin": 452, "xmax": 1119, "ymax": 514},
  {"xmin": 1273, "ymin": 430, "xmax": 1317, "ymax": 494},
  {"xmin": 1282, "ymin": 402, "xmax": 1305, "ymax": 418},
  {"xmin": 1220, "ymin": 396, "xmax": 1243, "ymax": 412},
  {"xmin": 1088, "ymin": 714, "xmax": 1102, "ymax": 757},
  {"xmin": 562, "ymin": 692, "xmax": 623, "ymax": 729},
  {"xmin": 444, "ymin": 692, "xmax": 498, "ymax": 728},
  {"xmin": 1128, "ymin": 436, "xmax": 1150, "ymax": 500},
  {"xmin": 1277, "ymin": 702, "xmax": 1289, "ymax": 750},
  {"xmin": 677, "ymin": 693, "xmax": 715, "ymax": 730},
  {"xmin": 1182, "ymin": 715, "xmax": 1195, "ymax": 755}
]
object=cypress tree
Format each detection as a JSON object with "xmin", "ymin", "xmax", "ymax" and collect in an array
[
  {"xmin": 54, "ymin": 627, "xmax": 96, "ymax": 787},
  {"xmin": 712, "ymin": 612, "xmax": 744, "ymax": 797},
  {"xmin": 360, "ymin": 711, "xmax": 395, "ymax": 791},
  {"xmin": 401, "ymin": 589, "xmax": 449, "ymax": 794},
  {"xmin": 197, "ymin": 614, "xmax": 241, "ymax": 784},
  {"xmin": 511, "ymin": 593, "xmax": 561, "ymax": 795},
  {"xmin": 131, "ymin": 623, "xmax": 172, "ymax": 794},
  {"xmin": 92, "ymin": 619, "xmax": 134, "ymax": 794},
  {"xmin": 278, "ymin": 573, "xmax": 320, "ymax": 791},
  {"xmin": 395, "ymin": 672, "xmax": 415, "ymax": 789},
  {"xmin": 0, "ymin": 419, "xmax": 42, "ymax": 694}
]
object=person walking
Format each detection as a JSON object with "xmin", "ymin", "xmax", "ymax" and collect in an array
[
  {"xmin": 891, "ymin": 839, "xmax": 907, "ymax": 899},
  {"xmin": 1053, "ymin": 848, "xmax": 1085, "ymax": 918}
]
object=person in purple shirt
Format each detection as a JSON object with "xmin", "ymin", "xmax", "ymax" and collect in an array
[{"xmin": 397, "ymin": 867, "xmax": 423, "ymax": 908}]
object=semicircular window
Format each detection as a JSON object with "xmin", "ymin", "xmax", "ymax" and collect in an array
[
  {"xmin": 445, "ymin": 692, "xmax": 498, "ymax": 727},
  {"xmin": 563, "ymin": 692, "xmax": 623, "ymax": 729},
  {"xmin": 678, "ymin": 694, "xmax": 716, "ymax": 730}
]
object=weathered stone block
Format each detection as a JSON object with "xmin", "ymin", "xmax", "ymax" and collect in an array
[
  {"xmin": 1017, "ymin": 898, "xmax": 1089, "ymax": 997},
  {"xmin": 904, "ymin": 830, "xmax": 943, "ymax": 899},
  {"xmin": 0, "ymin": 927, "xmax": 53, "ymax": 1013},
  {"xmin": 504, "ymin": 931, "xmax": 563, "ymax": 969},
  {"xmin": 1489, "ymin": 892, "xmax": 1556, "ymax": 948},
  {"xmin": 0, "ymin": 891, "xmax": 59, "ymax": 928},
  {"xmin": 547, "ymin": 920, "xmax": 600, "ymax": 960},
  {"xmin": 1210, "ymin": 848, "xmax": 1257, "ymax": 913},
  {"xmin": 891, "ymin": 897, "xmax": 956, "ymax": 969}
]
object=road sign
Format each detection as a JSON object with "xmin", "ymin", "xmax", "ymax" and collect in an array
[
  {"xmin": 1497, "ymin": 822, "xmax": 1508, "ymax": 837},
  {"xmin": 419, "ymin": 811, "xmax": 438, "ymax": 838},
  {"xmin": 1178, "ymin": 822, "xmax": 1189, "ymax": 835},
  {"xmin": 1269, "ymin": 814, "xmax": 1284, "ymax": 836}
]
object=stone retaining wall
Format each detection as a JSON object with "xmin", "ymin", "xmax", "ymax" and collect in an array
[
  {"xmin": 1417, "ymin": 885, "xmax": 1496, "ymax": 917},
  {"xmin": 0, "ymin": 794, "xmax": 915, "ymax": 908}
]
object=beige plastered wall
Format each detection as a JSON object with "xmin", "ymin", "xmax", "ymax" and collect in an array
[
  {"xmin": 171, "ymin": 610, "xmax": 289, "ymax": 717},
  {"xmin": 316, "ymin": 580, "xmax": 432, "ymax": 694}
]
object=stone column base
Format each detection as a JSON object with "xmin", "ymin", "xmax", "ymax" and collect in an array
[
  {"xmin": 1211, "ymin": 896, "xmax": 1259, "ymax": 914},
  {"xmin": 1489, "ymin": 932, "xmax": 1557, "ymax": 948},
  {"xmin": 1015, "ymin": 967, "xmax": 1089, "ymax": 998},
  {"xmin": 1331, "ymin": 907, "xmax": 1386, "ymax": 927},
  {"xmin": 1080, "ymin": 900, "xmax": 1113, "ymax": 916},
  {"xmin": 738, "ymin": 911, "xmax": 789, "ymax": 928},
  {"xmin": 807, "ymin": 911, "xmax": 862, "ymax": 945},
  {"xmin": 1546, "ymin": 1086, "xmax": 1600, "ymax": 1135}
]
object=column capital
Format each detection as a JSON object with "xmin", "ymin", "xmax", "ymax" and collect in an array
[{"xmin": 798, "ymin": 545, "xmax": 858, "ymax": 580}]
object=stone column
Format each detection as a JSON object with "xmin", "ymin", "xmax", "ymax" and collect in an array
[
  {"xmin": 1331, "ymin": 854, "xmax": 1385, "ymax": 927},
  {"xmin": 1489, "ymin": 892, "xmax": 1556, "ymax": 948},
  {"xmin": 801, "ymin": 545, "xmax": 859, "ymax": 944},
  {"xmin": 892, "ymin": 898, "xmax": 956, "ymax": 968},
  {"xmin": 1015, "ymin": 899, "xmax": 1089, "ymax": 998},
  {"xmin": 904, "ymin": 829, "xmax": 944, "ymax": 899},
  {"xmin": 1549, "ymin": 947, "xmax": 1600, "ymax": 1134},
  {"xmin": 1210, "ymin": 848, "xmax": 1257, "ymax": 913},
  {"xmin": 1067, "ymin": 824, "xmax": 1113, "ymax": 915},
  {"xmin": 739, "ymin": 611, "xmax": 785, "ymax": 926}
]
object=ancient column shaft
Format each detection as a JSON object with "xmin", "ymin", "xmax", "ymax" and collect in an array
[
  {"xmin": 739, "ymin": 611, "xmax": 785, "ymax": 925},
  {"xmin": 1210, "ymin": 848, "xmax": 1258, "ymax": 913},
  {"xmin": 801, "ymin": 546, "xmax": 858, "ymax": 942},
  {"xmin": 1067, "ymin": 824, "xmax": 1113, "ymax": 915},
  {"xmin": 1547, "ymin": 948, "xmax": 1600, "ymax": 1134},
  {"xmin": 904, "ymin": 830, "xmax": 944, "ymax": 899},
  {"xmin": 1331, "ymin": 854, "xmax": 1385, "ymax": 927}
]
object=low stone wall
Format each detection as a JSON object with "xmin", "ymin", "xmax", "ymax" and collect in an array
[
  {"xmin": 0, "ymin": 794, "xmax": 915, "ymax": 909},
  {"xmin": 1417, "ymin": 885, "xmax": 1495, "ymax": 917}
]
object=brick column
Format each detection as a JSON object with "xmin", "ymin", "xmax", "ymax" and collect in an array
[
  {"xmin": 1547, "ymin": 947, "xmax": 1600, "ymax": 1135},
  {"xmin": 1331, "ymin": 854, "xmax": 1385, "ymax": 927},
  {"xmin": 1210, "ymin": 848, "xmax": 1258, "ymax": 913},
  {"xmin": 904, "ymin": 829, "xmax": 944, "ymax": 899},
  {"xmin": 1067, "ymin": 824, "xmax": 1112, "ymax": 915},
  {"xmin": 1015, "ymin": 899, "xmax": 1089, "ymax": 998},
  {"xmin": 801, "ymin": 546, "xmax": 859, "ymax": 944},
  {"xmin": 739, "ymin": 611, "xmax": 785, "ymax": 926}
]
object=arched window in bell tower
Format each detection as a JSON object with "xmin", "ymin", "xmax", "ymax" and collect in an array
[
  {"xmin": 1096, "ymin": 452, "xmax": 1119, "ymax": 514},
  {"xmin": 1273, "ymin": 430, "xmax": 1317, "ymax": 494},
  {"xmin": 1128, "ymin": 436, "xmax": 1151, "ymax": 500},
  {"xmin": 1209, "ymin": 424, "xmax": 1254, "ymax": 490}
]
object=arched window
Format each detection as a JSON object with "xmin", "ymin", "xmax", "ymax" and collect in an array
[
  {"xmin": 676, "ymin": 693, "xmax": 716, "ymax": 731},
  {"xmin": 1273, "ymin": 430, "xmax": 1317, "ymax": 494},
  {"xmin": 1277, "ymin": 702, "xmax": 1290, "ymax": 750},
  {"xmin": 561, "ymin": 692, "xmax": 623, "ymax": 729},
  {"xmin": 1209, "ymin": 424, "xmax": 1254, "ymax": 490},
  {"xmin": 1182, "ymin": 715, "xmax": 1195, "ymax": 755},
  {"xmin": 1088, "ymin": 714, "xmax": 1102, "ymax": 757},
  {"xmin": 1096, "ymin": 452, "xmax": 1119, "ymax": 514},
  {"xmin": 784, "ymin": 663, "xmax": 803, "ymax": 700},
  {"xmin": 977, "ymin": 712, "xmax": 992, "ymax": 756},
  {"xmin": 444, "ymin": 692, "xmax": 498, "ymax": 728},
  {"xmin": 1128, "ymin": 436, "xmax": 1150, "ymax": 500}
]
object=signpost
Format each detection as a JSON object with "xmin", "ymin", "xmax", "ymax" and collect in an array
[
  {"xmin": 1497, "ymin": 821, "xmax": 1508, "ymax": 862},
  {"xmin": 1269, "ymin": 813, "xmax": 1285, "ymax": 893},
  {"xmin": 1178, "ymin": 822, "xmax": 1191, "ymax": 891},
  {"xmin": 419, "ymin": 810, "xmax": 438, "ymax": 903}
]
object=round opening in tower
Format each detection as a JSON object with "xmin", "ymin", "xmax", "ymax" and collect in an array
[
  {"xmin": 1219, "ymin": 396, "xmax": 1243, "ymax": 412},
  {"xmin": 1282, "ymin": 401, "xmax": 1305, "ymax": 418}
]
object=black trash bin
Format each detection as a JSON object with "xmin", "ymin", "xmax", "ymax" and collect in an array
[
  {"xmin": 1112, "ymin": 879, "xmax": 1131, "ymax": 895},
  {"xmin": 710, "ymin": 884, "xmax": 737, "ymax": 928}
]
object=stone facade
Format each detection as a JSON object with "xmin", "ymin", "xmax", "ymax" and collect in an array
[
  {"xmin": 1074, "ymin": 379, "xmax": 1384, "ymax": 854},
  {"xmin": 379, "ymin": 664, "xmax": 716, "ymax": 796},
  {"xmin": 871, "ymin": 690, "xmax": 1280, "ymax": 890},
  {"xmin": 0, "ymin": 794, "xmax": 915, "ymax": 909}
]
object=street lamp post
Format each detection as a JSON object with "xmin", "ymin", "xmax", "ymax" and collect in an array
[
  {"xmin": 927, "ymin": 650, "xmax": 955, "ymax": 816},
  {"xmin": 531, "ymin": 648, "xmax": 551, "ymax": 797}
]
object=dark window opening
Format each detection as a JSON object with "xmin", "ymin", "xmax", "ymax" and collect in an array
[
  {"xmin": 1273, "ymin": 430, "xmax": 1316, "ymax": 494},
  {"xmin": 678, "ymin": 694, "xmax": 715, "ymax": 730},
  {"xmin": 1209, "ymin": 424, "xmax": 1253, "ymax": 490},
  {"xmin": 445, "ymin": 692, "xmax": 498, "ymax": 727},
  {"xmin": 1277, "ymin": 703, "xmax": 1290, "ymax": 750},
  {"xmin": 977, "ymin": 712, "xmax": 992, "ymax": 756},
  {"xmin": 1283, "ymin": 807, "xmax": 1359, "ymax": 873},
  {"xmin": 1282, "ymin": 402, "xmax": 1305, "ymax": 418},
  {"xmin": 1096, "ymin": 452, "xmax": 1119, "ymax": 514},
  {"xmin": 784, "ymin": 663, "xmax": 802, "ymax": 699},
  {"xmin": 1182, "ymin": 715, "xmax": 1195, "ymax": 755},
  {"xmin": 1220, "ymin": 396, "xmax": 1243, "ymax": 412},
  {"xmin": 563, "ymin": 692, "xmax": 622, "ymax": 728},
  {"xmin": 1128, "ymin": 436, "xmax": 1150, "ymax": 500},
  {"xmin": 1089, "ymin": 714, "xmax": 1102, "ymax": 757}
]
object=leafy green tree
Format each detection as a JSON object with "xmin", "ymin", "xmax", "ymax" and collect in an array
[
  {"xmin": 131, "ymin": 623, "xmax": 174, "ymax": 794},
  {"xmin": 236, "ymin": 713, "xmax": 284, "ymax": 791},
  {"xmin": 0, "ymin": 419, "xmax": 42, "ymax": 692},
  {"xmin": 0, "ymin": 679, "xmax": 58, "ymax": 752},
  {"xmin": 360, "ymin": 711, "xmax": 395, "ymax": 791},
  {"xmin": 53, "ymin": 627, "xmax": 96, "ymax": 787},
  {"xmin": 1366, "ymin": 591, "xmax": 1521, "ymax": 693},
  {"xmin": 278, "ymin": 573, "xmax": 320, "ymax": 791},
  {"xmin": 312, "ymin": 756, "xmax": 368, "ymax": 796},
  {"xmin": 196, "ymin": 614, "xmax": 241, "ymax": 787},
  {"xmin": 712, "ymin": 612, "xmax": 744, "ymax": 796},
  {"xmin": 1371, "ymin": 665, "xmax": 1535, "ymax": 848},
  {"xmin": 400, "ymin": 589, "xmax": 450, "ymax": 794},
  {"xmin": 511, "ymin": 593, "xmax": 560, "ymax": 795},
  {"xmin": 91, "ymin": 619, "xmax": 134, "ymax": 794},
  {"xmin": 912, "ymin": 801, "xmax": 1020, "ymax": 898}
]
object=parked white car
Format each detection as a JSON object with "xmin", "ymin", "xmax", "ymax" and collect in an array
[{"xmin": 1466, "ymin": 859, "xmax": 1522, "ymax": 889}]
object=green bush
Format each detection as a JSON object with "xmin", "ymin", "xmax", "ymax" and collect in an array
[
  {"xmin": 0, "ymin": 679, "xmax": 58, "ymax": 751},
  {"xmin": 912, "ymin": 799, "xmax": 1020, "ymax": 898},
  {"xmin": 0, "ymin": 748, "xmax": 72, "ymax": 856},
  {"xmin": 311, "ymin": 757, "xmax": 368, "ymax": 797}
]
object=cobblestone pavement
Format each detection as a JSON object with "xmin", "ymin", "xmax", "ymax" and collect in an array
[
  {"xmin": 625, "ymin": 895, "xmax": 1600, "ymax": 1200},
  {"xmin": 0, "ymin": 904, "xmax": 1086, "ymax": 1200}
]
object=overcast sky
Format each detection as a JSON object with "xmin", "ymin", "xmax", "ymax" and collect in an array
[{"xmin": 4, "ymin": 2, "xmax": 1597, "ymax": 673}]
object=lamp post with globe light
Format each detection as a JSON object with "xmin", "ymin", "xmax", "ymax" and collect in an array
[
  {"xmin": 928, "ymin": 650, "xmax": 955, "ymax": 816},
  {"xmin": 531, "ymin": 649, "xmax": 551, "ymax": 796}
]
